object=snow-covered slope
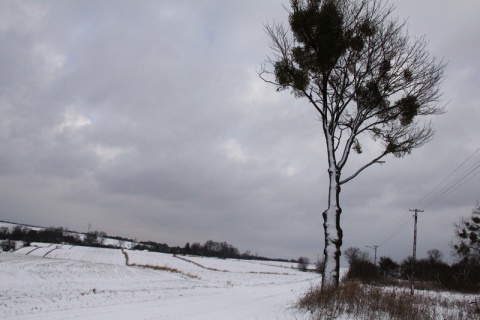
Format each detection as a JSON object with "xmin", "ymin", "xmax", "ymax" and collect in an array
[
  {"xmin": 1, "ymin": 245, "xmax": 319, "ymax": 319},
  {"xmin": 0, "ymin": 221, "xmax": 136, "ymax": 249}
]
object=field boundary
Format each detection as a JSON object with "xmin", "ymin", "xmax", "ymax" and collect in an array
[{"xmin": 122, "ymin": 249, "xmax": 199, "ymax": 279}]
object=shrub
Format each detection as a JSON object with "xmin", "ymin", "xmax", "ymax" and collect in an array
[
  {"xmin": 1, "ymin": 239, "xmax": 16, "ymax": 251},
  {"xmin": 296, "ymin": 281, "xmax": 477, "ymax": 319},
  {"xmin": 346, "ymin": 259, "xmax": 378, "ymax": 282},
  {"xmin": 297, "ymin": 256, "xmax": 310, "ymax": 272},
  {"xmin": 378, "ymin": 256, "xmax": 399, "ymax": 279}
]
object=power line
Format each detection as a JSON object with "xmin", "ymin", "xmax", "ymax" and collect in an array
[
  {"xmin": 421, "ymin": 160, "xmax": 480, "ymax": 210},
  {"xmin": 435, "ymin": 169, "xmax": 480, "ymax": 203},
  {"xmin": 376, "ymin": 209, "xmax": 411, "ymax": 244},
  {"xmin": 377, "ymin": 213, "xmax": 413, "ymax": 246},
  {"xmin": 414, "ymin": 146, "xmax": 480, "ymax": 209},
  {"xmin": 373, "ymin": 146, "xmax": 480, "ymax": 251}
]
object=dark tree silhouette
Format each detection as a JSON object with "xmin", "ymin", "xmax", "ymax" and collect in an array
[
  {"xmin": 297, "ymin": 256, "xmax": 310, "ymax": 271},
  {"xmin": 452, "ymin": 202, "xmax": 480, "ymax": 264},
  {"xmin": 378, "ymin": 256, "xmax": 399, "ymax": 279},
  {"xmin": 260, "ymin": 0, "xmax": 446, "ymax": 287}
]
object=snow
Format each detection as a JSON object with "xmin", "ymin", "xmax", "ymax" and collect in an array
[
  {"xmin": 1, "ymin": 244, "xmax": 318, "ymax": 319},
  {"xmin": 2, "ymin": 243, "xmax": 474, "ymax": 319},
  {"xmin": 0, "ymin": 222, "xmax": 44, "ymax": 231},
  {"xmin": 0, "ymin": 221, "xmax": 136, "ymax": 249},
  {"xmin": 14, "ymin": 244, "xmax": 126, "ymax": 266}
]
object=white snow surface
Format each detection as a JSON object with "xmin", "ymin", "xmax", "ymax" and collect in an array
[{"xmin": 1, "ymin": 244, "xmax": 319, "ymax": 319}]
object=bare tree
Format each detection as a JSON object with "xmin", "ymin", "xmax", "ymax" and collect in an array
[
  {"xmin": 260, "ymin": 0, "xmax": 445, "ymax": 287},
  {"xmin": 83, "ymin": 232, "xmax": 98, "ymax": 246},
  {"xmin": 344, "ymin": 246, "xmax": 370, "ymax": 266},
  {"xmin": 427, "ymin": 249, "xmax": 443, "ymax": 265},
  {"xmin": 298, "ymin": 256, "xmax": 311, "ymax": 271}
]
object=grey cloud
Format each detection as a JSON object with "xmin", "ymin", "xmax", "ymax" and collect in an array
[{"xmin": 0, "ymin": 0, "xmax": 479, "ymax": 263}]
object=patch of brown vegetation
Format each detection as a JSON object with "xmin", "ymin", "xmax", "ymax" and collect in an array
[{"xmin": 296, "ymin": 281, "xmax": 477, "ymax": 319}]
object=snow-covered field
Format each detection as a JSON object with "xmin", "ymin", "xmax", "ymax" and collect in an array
[
  {"xmin": 1, "ymin": 244, "xmax": 319, "ymax": 319},
  {"xmin": 16, "ymin": 243, "xmax": 127, "ymax": 266}
]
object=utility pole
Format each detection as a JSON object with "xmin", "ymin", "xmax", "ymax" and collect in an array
[
  {"xmin": 409, "ymin": 209, "xmax": 423, "ymax": 295},
  {"xmin": 366, "ymin": 245, "xmax": 379, "ymax": 266}
]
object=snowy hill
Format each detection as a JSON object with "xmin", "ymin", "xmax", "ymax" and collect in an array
[
  {"xmin": 1, "ymin": 244, "xmax": 319, "ymax": 319},
  {"xmin": 0, "ymin": 220, "xmax": 137, "ymax": 249}
]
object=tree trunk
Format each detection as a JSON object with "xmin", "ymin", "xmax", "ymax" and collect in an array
[{"xmin": 321, "ymin": 164, "xmax": 343, "ymax": 288}]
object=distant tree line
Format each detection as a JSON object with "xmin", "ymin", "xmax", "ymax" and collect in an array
[
  {"xmin": 337, "ymin": 203, "xmax": 480, "ymax": 293},
  {"xmin": 134, "ymin": 240, "xmax": 172, "ymax": 253},
  {"xmin": 343, "ymin": 246, "xmax": 479, "ymax": 293},
  {"xmin": 0, "ymin": 223, "xmax": 296, "ymax": 263},
  {"xmin": 0, "ymin": 225, "xmax": 106, "ymax": 250},
  {"xmin": 182, "ymin": 240, "xmax": 295, "ymax": 262}
]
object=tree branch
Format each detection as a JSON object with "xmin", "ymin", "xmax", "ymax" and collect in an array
[{"xmin": 340, "ymin": 151, "xmax": 388, "ymax": 185}]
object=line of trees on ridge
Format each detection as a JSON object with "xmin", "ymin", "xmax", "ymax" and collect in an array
[{"xmin": 0, "ymin": 222, "xmax": 295, "ymax": 263}]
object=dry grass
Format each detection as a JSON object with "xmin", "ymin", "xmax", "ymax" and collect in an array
[
  {"xmin": 296, "ymin": 281, "xmax": 478, "ymax": 319},
  {"xmin": 174, "ymin": 255, "xmax": 227, "ymax": 272},
  {"xmin": 121, "ymin": 249, "xmax": 198, "ymax": 279},
  {"xmin": 129, "ymin": 263, "xmax": 199, "ymax": 279},
  {"xmin": 120, "ymin": 248, "xmax": 130, "ymax": 265}
]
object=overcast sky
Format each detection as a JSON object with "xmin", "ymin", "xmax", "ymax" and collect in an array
[{"xmin": 1, "ymin": 0, "xmax": 479, "ymax": 265}]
